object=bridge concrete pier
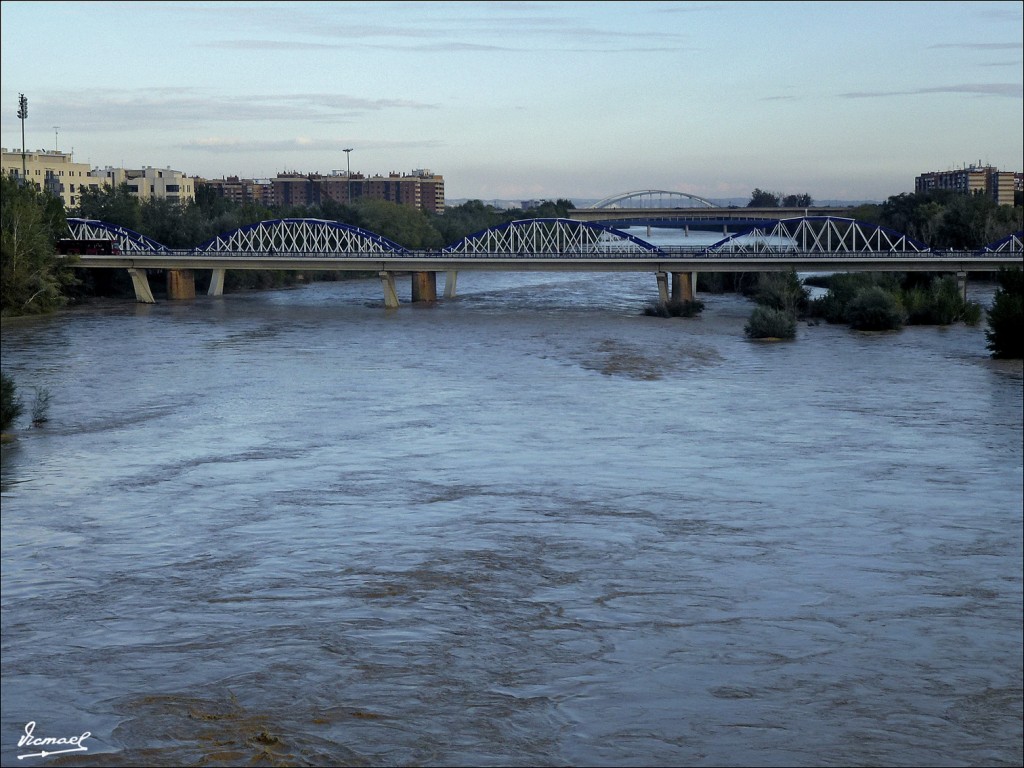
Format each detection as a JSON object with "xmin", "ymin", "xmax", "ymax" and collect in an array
[
  {"xmin": 411, "ymin": 271, "xmax": 437, "ymax": 302},
  {"xmin": 444, "ymin": 270, "xmax": 458, "ymax": 299},
  {"xmin": 208, "ymin": 268, "xmax": 226, "ymax": 296},
  {"xmin": 379, "ymin": 271, "xmax": 400, "ymax": 309},
  {"xmin": 127, "ymin": 268, "xmax": 156, "ymax": 304},
  {"xmin": 656, "ymin": 271, "xmax": 670, "ymax": 303},
  {"xmin": 672, "ymin": 272, "xmax": 697, "ymax": 302},
  {"xmin": 957, "ymin": 271, "xmax": 968, "ymax": 301},
  {"xmin": 167, "ymin": 269, "xmax": 196, "ymax": 300}
]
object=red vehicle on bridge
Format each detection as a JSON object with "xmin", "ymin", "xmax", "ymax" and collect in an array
[{"xmin": 56, "ymin": 239, "xmax": 121, "ymax": 256}]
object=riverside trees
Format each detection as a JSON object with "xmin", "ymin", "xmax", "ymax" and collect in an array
[{"xmin": 0, "ymin": 175, "xmax": 75, "ymax": 316}]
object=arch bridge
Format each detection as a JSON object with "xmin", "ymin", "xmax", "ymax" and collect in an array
[
  {"xmin": 572, "ymin": 189, "xmax": 853, "ymax": 228},
  {"xmin": 63, "ymin": 217, "xmax": 1022, "ymax": 307},
  {"xmin": 589, "ymin": 190, "xmax": 719, "ymax": 209}
]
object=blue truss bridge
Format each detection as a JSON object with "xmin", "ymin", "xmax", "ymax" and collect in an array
[{"xmin": 63, "ymin": 216, "xmax": 1023, "ymax": 307}]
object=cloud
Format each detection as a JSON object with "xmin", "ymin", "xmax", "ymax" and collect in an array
[
  {"xmin": 181, "ymin": 136, "xmax": 443, "ymax": 153},
  {"xmin": 839, "ymin": 83, "xmax": 1022, "ymax": 98},
  {"xmin": 927, "ymin": 42, "xmax": 1023, "ymax": 51},
  {"xmin": 195, "ymin": 2, "xmax": 694, "ymax": 55},
  {"xmin": 30, "ymin": 88, "xmax": 438, "ymax": 133}
]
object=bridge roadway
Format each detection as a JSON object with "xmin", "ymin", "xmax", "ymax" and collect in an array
[{"xmin": 71, "ymin": 247, "xmax": 1021, "ymax": 307}]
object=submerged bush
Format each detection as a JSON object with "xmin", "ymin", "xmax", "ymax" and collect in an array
[
  {"xmin": 846, "ymin": 286, "xmax": 906, "ymax": 331},
  {"xmin": 808, "ymin": 272, "xmax": 903, "ymax": 325},
  {"xmin": 745, "ymin": 306, "xmax": 797, "ymax": 339},
  {"xmin": 31, "ymin": 387, "xmax": 52, "ymax": 426},
  {"xmin": 1, "ymin": 372, "xmax": 23, "ymax": 431},
  {"xmin": 986, "ymin": 267, "xmax": 1024, "ymax": 359},
  {"xmin": 643, "ymin": 298, "xmax": 705, "ymax": 318},
  {"xmin": 903, "ymin": 276, "xmax": 981, "ymax": 326},
  {"xmin": 753, "ymin": 270, "xmax": 809, "ymax": 316}
]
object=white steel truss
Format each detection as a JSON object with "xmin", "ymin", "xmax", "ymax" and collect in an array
[
  {"xmin": 195, "ymin": 219, "xmax": 406, "ymax": 255},
  {"xmin": 708, "ymin": 217, "xmax": 931, "ymax": 254},
  {"xmin": 981, "ymin": 231, "xmax": 1023, "ymax": 254},
  {"xmin": 67, "ymin": 218, "xmax": 167, "ymax": 253},
  {"xmin": 443, "ymin": 218, "xmax": 661, "ymax": 257}
]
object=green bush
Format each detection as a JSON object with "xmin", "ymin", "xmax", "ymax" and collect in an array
[
  {"xmin": 961, "ymin": 301, "xmax": 982, "ymax": 326},
  {"xmin": 986, "ymin": 268, "xmax": 1024, "ymax": 359},
  {"xmin": 1, "ymin": 372, "xmax": 23, "ymax": 431},
  {"xmin": 753, "ymin": 270, "xmax": 809, "ymax": 316},
  {"xmin": 808, "ymin": 272, "xmax": 902, "ymax": 325},
  {"xmin": 846, "ymin": 286, "xmax": 906, "ymax": 331},
  {"xmin": 745, "ymin": 306, "xmax": 797, "ymax": 339},
  {"xmin": 903, "ymin": 276, "xmax": 980, "ymax": 326}
]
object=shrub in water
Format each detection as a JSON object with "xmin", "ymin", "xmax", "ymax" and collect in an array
[
  {"xmin": 903, "ymin": 276, "xmax": 978, "ymax": 326},
  {"xmin": 986, "ymin": 268, "xmax": 1024, "ymax": 359},
  {"xmin": 643, "ymin": 299, "xmax": 705, "ymax": 318},
  {"xmin": 846, "ymin": 286, "xmax": 906, "ymax": 331},
  {"xmin": 1, "ymin": 372, "xmax": 24, "ymax": 432},
  {"xmin": 31, "ymin": 387, "xmax": 52, "ymax": 426},
  {"xmin": 753, "ymin": 270, "xmax": 809, "ymax": 316},
  {"xmin": 745, "ymin": 306, "xmax": 797, "ymax": 339}
]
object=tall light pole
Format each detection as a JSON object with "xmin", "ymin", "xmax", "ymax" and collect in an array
[
  {"xmin": 343, "ymin": 148, "xmax": 353, "ymax": 204},
  {"xmin": 17, "ymin": 94, "xmax": 28, "ymax": 184}
]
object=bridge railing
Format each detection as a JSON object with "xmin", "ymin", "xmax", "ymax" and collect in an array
[{"xmin": 118, "ymin": 247, "xmax": 1016, "ymax": 261}]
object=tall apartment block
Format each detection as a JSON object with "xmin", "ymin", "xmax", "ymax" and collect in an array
[{"xmin": 914, "ymin": 164, "xmax": 1018, "ymax": 206}]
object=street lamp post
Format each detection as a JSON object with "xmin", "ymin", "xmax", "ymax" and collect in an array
[
  {"xmin": 17, "ymin": 94, "xmax": 28, "ymax": 184},
  {"xmin": 343, "ymin": 148, "xmax": 353, "ymax": 204}
]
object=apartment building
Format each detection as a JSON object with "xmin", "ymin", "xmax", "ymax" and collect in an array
[
  {"xmin": 90, "ymin": 166, "xmax": 195, "ymax": 204},
  {"xmin": 915, "ymin": 164, "xmax": 1017, "ymax": 206},
  {"xmin": 201, "ymin": 169, "xmax": 445, "ymax": 213},
  {"xmin": 201, "ymin": 176, "xmax": 275, "ymax": 207},
  {"xmin": 2, "ymin": 149, "xmax": 197, "ymax": 208},
  {"xmin": 2, "ymin": 147, "xmax": 94, "ymax": 208}
]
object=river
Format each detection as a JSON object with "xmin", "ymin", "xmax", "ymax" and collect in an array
[{"xmin": 1, "ymin": 259, "xmax": 1021, "ymax": 766}]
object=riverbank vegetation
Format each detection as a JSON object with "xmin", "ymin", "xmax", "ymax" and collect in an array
[{"xmin": 1, "ymin": 175, "xmax": 77, "ymax": 316}]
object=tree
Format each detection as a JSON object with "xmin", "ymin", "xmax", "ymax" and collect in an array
[
  {"xmin": 782, "ymin": 193, "xmax": 813, "ymax": 207},
  {"xmin": 1, "ymin": 175, "xmax": 75, "ymax": 316},
  {"xmin": 986, "ymin": 267, "xmax": 1024, "ymax": 359},
  {"xmin": 855, "ymin": 191, "xmax": 1022, "ymax": 249},
  {"xmin": 350, "ymin": 199, "xmax": 444, "ymax": 249},
  {"xmin": 747, "ymin": 188, "xmax": 781, "ymax": 207},
  {"xmin": 74, "ymin": 182, "xmax": 143, "ymax": 231}
]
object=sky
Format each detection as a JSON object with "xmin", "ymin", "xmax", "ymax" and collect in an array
[{"xmin": 1, "ymin": 1, "xmax": 1022, "ymax": 204}]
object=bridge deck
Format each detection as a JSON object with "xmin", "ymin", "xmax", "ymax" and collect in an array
[{"xmin": 69, "ymin": 250, "xmax": 1019, "ymax": 274}]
